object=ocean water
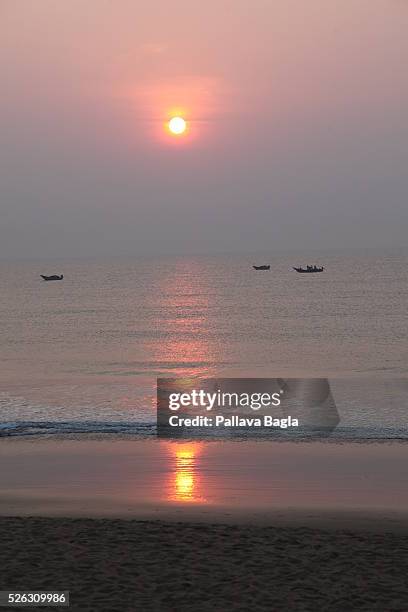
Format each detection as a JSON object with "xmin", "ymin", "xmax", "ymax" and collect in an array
[{"xmin": 0, "ymin": 249, "xmax": 407, "ymax": 439}]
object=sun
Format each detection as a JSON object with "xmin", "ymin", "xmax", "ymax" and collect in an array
[{"xmin": 168, "ymin": 116, "xmax": 187, "ymax": 135}]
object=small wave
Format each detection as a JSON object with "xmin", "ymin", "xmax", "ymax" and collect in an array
[
  {"xmin": 0, "ymin": 421, "xmax": 157, "ymax": 438},
  {"xmin": 0, "ymin": 421, "xmax": 407, "ymax": 442}
]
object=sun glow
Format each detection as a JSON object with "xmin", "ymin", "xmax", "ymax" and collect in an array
[
  {"xmin": 166, "ymin": 443, "xmax": 206, "ymax": 503},
  {"xmin": 168, "ymin": 116, "xmax": 187, "ymax": 135}
]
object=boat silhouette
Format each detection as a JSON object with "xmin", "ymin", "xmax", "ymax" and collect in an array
[
  {"xmin": 293, "ymin": 266, "xmax": 324, "ymax": 273},
  {"xmin": 253, "ymin": 265, "xmax": 270, "ymax": 270},
  {"xmin": 40, "ymin": 274, "xmax": 64, "ymax": 281}
]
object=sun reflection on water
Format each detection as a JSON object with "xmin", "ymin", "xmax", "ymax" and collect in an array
[{"xmin": 168, "ymin": 443, "xmax": 206, "ymax": 503}]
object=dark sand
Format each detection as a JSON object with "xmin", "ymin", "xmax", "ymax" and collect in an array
[{"xmin": 1, "ymin": 516, "xmax": 408, "ymax": 611}]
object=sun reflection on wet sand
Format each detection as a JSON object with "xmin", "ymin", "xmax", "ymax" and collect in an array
[{"xmin": 167, "ymin": 442, "xmax": 207, "ymax": 503}]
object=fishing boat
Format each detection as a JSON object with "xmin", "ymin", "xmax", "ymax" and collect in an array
[
  {"xmin": 293, "ymin": 266, "xmax": 324, "ymax": 273},
  {"xmin": 253, "ymin": 265, "xmax": 270, "ymax": 270},
  {"xmin": 40, "ymin": 274, "xmax": 64, "ymax": 281}
]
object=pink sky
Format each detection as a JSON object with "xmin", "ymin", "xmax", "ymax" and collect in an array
[{"xmin": 1, "ymin": 1, "xmax": 408, "ymax": 257}]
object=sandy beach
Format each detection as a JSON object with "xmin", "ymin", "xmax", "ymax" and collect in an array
[
  {"xmin": 1, "ymin": 439, "xmax": 408, "ymax": 610},
  {"xmin": 1, "ymin": 516, "xmax": 407, "ymax": 611}
]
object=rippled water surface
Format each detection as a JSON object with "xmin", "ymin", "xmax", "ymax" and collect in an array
[{"xmin": 0, "ymin": 250, "xmax": 407, "ymax": 437}]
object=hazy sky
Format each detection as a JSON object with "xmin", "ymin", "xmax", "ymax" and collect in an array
[{"xmin": 1, "ymin": 0, "xmax": 407, "ymax": 259}]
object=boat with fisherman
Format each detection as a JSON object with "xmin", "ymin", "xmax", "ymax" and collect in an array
[{"xmin": 293, "ymin": 265, "xmax": 324, "ymax": 273}]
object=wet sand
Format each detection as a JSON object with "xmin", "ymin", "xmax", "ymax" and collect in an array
[
  {"xmin": 1, "ymin": 439, "xmax": 408, "ymax": 610},
  {"xmin": 1, "ymin": 438, "xmax": 408, "ymax": 521}
]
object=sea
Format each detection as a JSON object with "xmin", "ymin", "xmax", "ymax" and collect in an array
[{"xmin": 0, "ymin": 248, "xmax": 407, "ymax": 440}]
